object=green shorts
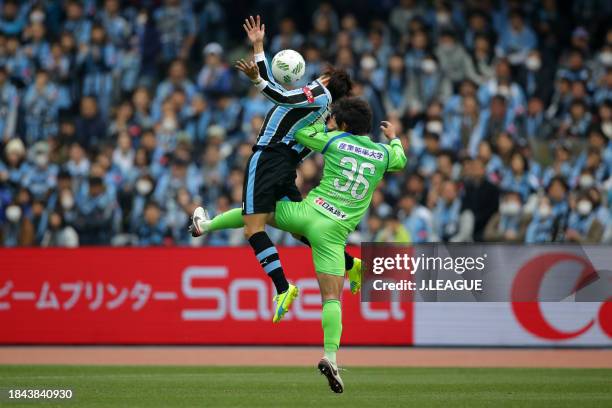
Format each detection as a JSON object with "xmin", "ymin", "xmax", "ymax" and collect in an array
[{"xmin": 274, "ymin": 200, "xmax": 350, "ymax": 276}]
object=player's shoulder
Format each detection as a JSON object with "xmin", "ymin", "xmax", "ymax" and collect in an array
[{"xmin": 306, "ymin": 80, "xmax": 326, "ymax": 94}]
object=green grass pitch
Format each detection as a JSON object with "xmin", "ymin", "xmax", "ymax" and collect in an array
[{"xmin": 0, "ymin": 365, "xmax": 610, "ymax": 407}]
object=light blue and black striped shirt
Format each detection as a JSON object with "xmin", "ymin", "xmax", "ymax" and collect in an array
[{"xmin": 253, "ymin": 52, "xmax": 331, "ymax": 159}]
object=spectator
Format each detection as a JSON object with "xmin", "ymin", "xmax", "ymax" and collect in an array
[
  {"xmin": 594, "ymin": 68, "xmax": 612, "ymax": 105},
  {"xmin": 271, "ymin": 18, "xmax": 304, "ymax": 54},
  {"xmin": 99, "ymin": 0, "xmax": 130, "ymax": 48},
  {"xmin": 112, "ymin": 131, "xmax": 134, "ymax": 178},
  {"xmin": 476, "ymin": 140, "xmax": 503, "ymax": 182},
  {"xmin": 464, "ymin": 10, "xmax": 495, "ymax": 52},
  {"xmin": 417, "ymin": 131, "xmax": 442, "ymax": 176},
  {"xmin": 470, "ymin": 34, "xmax": 495, "ymax": 83},
  {"xmin": 523, "ymin": 96, "xmax": 550, "ymax": 140},
  {"xmin": 197, "ymin": 42, "xmax": 232, "ymax": 100},
  {"xmin": 22, "ymin": 70, "xmax": 68, "ymax": 145},
  {"xmin": 3, "ymin": 35, "xmax": 33, "ymax": 86},
  {"xmin": 22, "ymin": 141, "xmax": 58, "ymax": 200},
  {"xmin": 0, "ymin": 67, "xmax": 18, "ymax": 142},
  {"xmin": 557, "ymin": 98, "xmax": 591, "ymax": 139},
  {"xmin": 75, "ymin": 176, "xmax": 116, "ymax": 245},
  {"xmin": 62, "ymin": 0, "xmax": 92, "ymax": 45},
  {"xmin": 154, "ymin": 0, "xmax": 195, "ymax": 62},
  {"xmin": 404, "ymin": 29, "xmax": 429, "ymax": 74},
  {"xmin": 469, "ymin": 94, "xmax": 513, "ymax": 156},
  {"xmin": 526, "ymin": 176, "xmax": 570, "ymax": 243},
  {"xmin": 435, "ymin": 29, "xmax": 477, "ymax": 87},
  {"xmin": 557, "ymin": 48, "xmax": 590, "ymax": 84},
  {"xmin": 445, "ymin": 94, "xmax": 480, "ymax": 153},
  {"xmin": 407, "ymin": 54, "xmax": 452, "ymax": 114},
  {"xmin": 390, "ymin": 0, "xmax": 424, "ymax": 37},
  {"xmin": 478, "ymin": 58, "xmax": 526, "ymax": 115},
  {"xmin": 153, "ymin": 156, "xmax": 199, "ymax": 209},
  {"xmin": 496, "ymin": 9, "xmax": 537, "ymax": 66},
  {"xmin": 383, "ymin": 54, "xmax": 409, "ymax": 116},
  {"xmin": 41, "ymin": 210, "xmax": 79, "ymax": 247},
  {"xmin": 565, "ymin": 193, "xmax": 604, "ymax": 243},
  {"xmin": 23, "ymin": 21, "xmax": 50, "ymax": 67},
  {"xmin": 432, "ymin": 179, "xmax": 474, "ymax": 242},
  {"xmin": 499, "ymin": 151, "xmax": 539, "ymax": 202},
  {"xmin": 518, "ymin": 49, "xmax": 554, "ymax": 102},
  {"xmin": 1, "ymin": 200, "xmax": 34, "ymax": 246},
  {"xmin": 375, "ymin": 213, "xmax": 410, "ymax": 243},
  {"xmin": 398, "ymin": 194, "xmax": 433, "ymax": 243},
  {"xmin": 543, "ymin": 142, "xmax": 573, "ymax": 186},
  {"xmin": 484, "ymin": 191, "xmax": 530, "ymax": 242},
  {"xmin": 462, "ymin": 158, "xmax": 500, "ymax": 241},
  {"xmin": 75, "ymin": 96, "xmax": 105, "ymax": 149},
  {"xmin": 78, "ymin": 23, "xmax": 117, "ymax": 117},
  {"xmin": 0, "ymin": 135, "xmax": 25, "ymax": 189},
  {"xmin": 0, "ymin": 0, "xmax": 26, "ymax": 37},
  {"xmin": 153, "ymin": 59, "xmax": 196, "ymax": 118},
  {"xmin": 134, "ymin": 201, "xmax": 166, "ymax": 246}
]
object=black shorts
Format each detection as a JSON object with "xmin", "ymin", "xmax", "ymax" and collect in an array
[{"xmin": 242, "ymin": 144, "xmax": 303, "ymax": 215}]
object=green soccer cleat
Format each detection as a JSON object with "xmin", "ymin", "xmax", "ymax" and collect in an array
[
  {"xmin": 272, "ymin": 284, "xmax": 299, "ymax": 323},
  {"xmin": 346, "ymin": 257, "xmax": 362, "ymax": 294}
]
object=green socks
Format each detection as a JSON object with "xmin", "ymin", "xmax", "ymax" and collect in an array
[
  {"xmin": 206, "ymin": 208, "xmax": 245, "ymax": 232},
  {"xmin": 322, "ymin": 299, "xmax": 342, "ymax": 366}
]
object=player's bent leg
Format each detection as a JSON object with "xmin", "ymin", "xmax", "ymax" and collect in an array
[
  {"xmin": 298, "ymin": 236, "xmax": 361, "ymax": 293},
  {"xmin": 317, "ymin": 272, "xmax": 345, "ymax": 393},
  {"xmin": 244, "ymin": 213, "xmax": 296, "ymax": 322},
  {"xmin": 190, "ymin": 207, "xmax": 245, "ymax": 237}
]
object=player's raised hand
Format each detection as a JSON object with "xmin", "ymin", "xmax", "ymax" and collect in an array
[
  {"xmin": 243, "ymin": 15, "xmax": 265, "ymax": 44},
  {"xmin": 380, "ymin": 121, "xmax": 397, "ymax": 140},
  {"xmin": 235, "ymin": 59, "xmax": 260, "ymax": 81}
]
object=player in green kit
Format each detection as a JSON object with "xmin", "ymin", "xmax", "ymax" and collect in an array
[{"xmin": 190, "ymin": 97, "xmax": 407, "ymax": 393}]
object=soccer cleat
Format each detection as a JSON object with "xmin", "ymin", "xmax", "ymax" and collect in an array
[
  {"xmin": 318, "ymin": 357, "xmax": 344, "ymax": 393},
  {"xmin": 346, "ymin": 257, "xmax": 362, "ymax": 294},
  {"xmin": 189, "ymin": 206, "xmax": 211, "ymax": 237},
  {"xmin": 272, "ymin": 284, "xmax": 299, "ymax": 323}
]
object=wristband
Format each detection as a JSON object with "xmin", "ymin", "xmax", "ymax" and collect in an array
[
  {"xmin": 254, "ymin": 52, "xmax": 265, "ymax": 62},
  {"xmin": 253, "ymin": 77, "xmax": 267, "ymax": 91}
]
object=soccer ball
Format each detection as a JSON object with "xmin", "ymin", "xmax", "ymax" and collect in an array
[{"xmin": 271, "ymin": 49, "xmax": 306, "ymax": 86}]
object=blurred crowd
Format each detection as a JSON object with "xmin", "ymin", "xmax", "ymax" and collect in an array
[{"xmin": 1, "ymin": 0, "xmax": 612, "ymax": 247}]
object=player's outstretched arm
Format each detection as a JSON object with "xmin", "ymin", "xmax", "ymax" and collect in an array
[
  {"xmin": 295, "ymin": 123, "xmax": 334, "ymax": 152},
  {"xmin": 243, "ymin": 15, "xmax": 279, "ymax": 85},
  {"xmin": 236, "ymin": 59, "xmax": 327, "ymax": 107},
  {"xmin": 243, "ymin": 15, "xmax": 265, "ymax": 55},
  {"xmin": 380, "ymin": 121, "xmax": 407, "ymax": 172}
]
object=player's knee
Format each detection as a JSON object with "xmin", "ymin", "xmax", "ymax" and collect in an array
[
  {"xmin": 244, "ymin": 224, "xmax": 264, "ymax": 239},
  {"xmin": 318, "ymin": 274, "xmax": 344, "ymax": 301},
  {"xmin": 243, "ymin": 214, "xmax": 267, "ymax": 238}
]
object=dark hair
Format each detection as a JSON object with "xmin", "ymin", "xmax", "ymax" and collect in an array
[
  {"xmin": 547, "ymin": 175, "xmax": 569, "ymax": 192},
  {"xmin": 324, "ymin": 66, "xmax": 352, "ymax": 101},
  {"xmin": 437, "ymin": 149, "xmax": 456, "ymax": 162},
  {"xmin": 89, "ymin": 176, "xmax": 103, "ymax": 187},
  {"xmin": 331, "ymin": 97, "xmax": 372, "ymax": 135},
  {"xmin": 145, "ymin": 200, "xmax": 161, "ymax": 211}
]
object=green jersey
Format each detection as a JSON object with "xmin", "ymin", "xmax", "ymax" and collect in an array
[{"xmin": 295, "ymin": 123, "xmax": 407, "ymax": 231}]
